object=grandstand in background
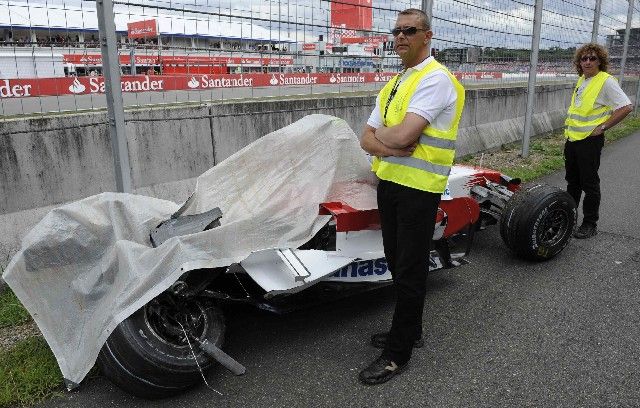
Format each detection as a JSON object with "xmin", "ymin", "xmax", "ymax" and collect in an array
[{"xmin": 0, "ymin": 0, "xmax": 393, "ymax": 78}]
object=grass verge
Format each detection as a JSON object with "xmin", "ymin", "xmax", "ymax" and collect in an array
[
  {"xmin": 0, "ymin": 290, "xmax": 63, "ymax": 407},
  {"xmin": 0, "ymin": 290, "xmax": 31, "ymax": 329},
  {"xmin": 458, "ymin": 113, "xmax": 640, "ymax": 182},
  {"xmin": 0, "ymin": 337, "xmax": 63, "ymax": 407}
]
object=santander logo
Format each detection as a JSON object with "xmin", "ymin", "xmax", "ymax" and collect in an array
[
  {"xmin": 330, "ymin": 73, "xmax": 365, "ymax": 84},
  {"xmin": 375, "ymin": 74, "xmax": 395, "ymax": 82},
  {"xmin": 269, "ymin": 75, "xmax": 278, "ymax": 86},
  {"xmin": 130, "ymin": 27, "xmax": 153, "ymax": 36},
  {"xmin": 87, "ymin": 76, "xmax": 165, "ymax": 93},
  {"xmin": 0, "ymin": 79, "xmax": 32, "ymax": 98},
  {"xmin": 187, "ymin": 77, "xmax": 199, "ymax": 88},
  {"xmin": 69, "ymin": 78, "xmax": 86, "ymax": 94}
]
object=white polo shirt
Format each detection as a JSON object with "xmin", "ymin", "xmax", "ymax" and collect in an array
[{"xmin": 367, "ymin": 56, "xmax": 458, "ymax": 130}]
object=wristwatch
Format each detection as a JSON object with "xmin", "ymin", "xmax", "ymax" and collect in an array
[{"xmin": 600, "ymin": 124, "xmax": 607, "ymax": 133}]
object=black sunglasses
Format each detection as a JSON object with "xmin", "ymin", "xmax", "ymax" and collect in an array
[
  {"xmin": 580, "ymin": 56, "xmax": 598, "ymax": 62},
  {"xmin": 391, "ymin": 26, "xmax": 426, "ymax": 36}
]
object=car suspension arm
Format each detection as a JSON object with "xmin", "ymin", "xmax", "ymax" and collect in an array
[{"xmin": 197, "ymin": 339, "xmax": 246, "ymax": 376}]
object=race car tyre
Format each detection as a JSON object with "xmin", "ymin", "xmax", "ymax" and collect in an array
[
  {"xmin": 97, "ymin": 294, "xmax": 225, "ymax": 399},
  {"xmin": 500, "ymin": 184, "xmax": 576, "ymax": 261},
  {"xmin": 499, "ymin": 182, "xmax": 539, "ymax": 250}
]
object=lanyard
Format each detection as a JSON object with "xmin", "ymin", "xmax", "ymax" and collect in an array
[{"xmin": 383, "ymin": 70, "xmax": 406, "ymax": 122}]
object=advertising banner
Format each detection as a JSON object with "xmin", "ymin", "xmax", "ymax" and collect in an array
[
  {"xmin": 127, "ymin": 19, "xmax": 159, "ymax": 39},
  {"xmin": 62, "ymin": 54, "xmax": 294, "ymax": 66},
  {"xmin": 340, "ymin": 35, "xmax": 389, "ymax": 45},
  {"xmin": 330, "ymin": 0, "xmax": 373, "ymax": 30},
  {"xmin": 0, "ymin": 72, "xmax": 503, "ymax": 98}
]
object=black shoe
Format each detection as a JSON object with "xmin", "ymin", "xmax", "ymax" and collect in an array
[
  {"xmin": 573, "ymin": 223, "xmax": 597, "ymax": 239},
  {"xmin": 370, "ymin": 332, "xmax": 424, "ymax": 349},
  {"xmin": 359, "ymin": 357, "xmax": 408, "ymax": 385}
]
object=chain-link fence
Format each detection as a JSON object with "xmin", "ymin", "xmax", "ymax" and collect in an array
[
  {"xmin": 0, "ymin": 0, "xmax": 638, "ymax": 116},
  {"xmin": 432, "ymin": 0, "xmax": 639, "ymax": 78}
]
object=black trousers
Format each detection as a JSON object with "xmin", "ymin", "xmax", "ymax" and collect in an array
[
  {"xmin": 564, "ymin": 134, "xmax": 605, "ymax": 226},
  {"xmin": 377, "ymin": 179, "xmax": 441, "ymax": 365}
]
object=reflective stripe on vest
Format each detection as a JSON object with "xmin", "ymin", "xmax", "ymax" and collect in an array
[
  {"xmin": 566, "ymin": 110, "xmax": 611, "ymax": 122},
  {"xmin": 382, "ymin": 156, "xmax": 451, "ymax": 176},
  {"xmin": 371, "ymin": 60, "xmax": 465, "ymax": 193},
  {"xmin": 564, "ymin": 71, "xmax": 613, "ymax": 141},
  {"xmin": 419, "ymin": 134, "xmax": 456, "ymax": 150}
]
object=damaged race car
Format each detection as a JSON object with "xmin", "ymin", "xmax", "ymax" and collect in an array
[
  {"xmin": 98, "ymin": 165, "xmax": 576, "ymax": 399},
  {"xmin": 3, "ymin": 115, "xmax": 576, "ymax": 400}
]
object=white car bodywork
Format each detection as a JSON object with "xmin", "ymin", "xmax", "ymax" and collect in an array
[{"xmin": 240, "ymin": 164, "xmax": 506, "ymax": 295}]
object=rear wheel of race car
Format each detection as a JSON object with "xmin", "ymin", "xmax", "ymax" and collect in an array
[
  {"xmin": 97, "ymin": 293, "xmax": 225, "ymax": 399},
  {"xmin": 500, "ymin": 184, "xmax": 576, "ymax": 261}
]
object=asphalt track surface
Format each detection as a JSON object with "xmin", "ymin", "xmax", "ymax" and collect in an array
[{"xmin": 35, "ymin": 130, "xmax": 640, "ymax": 408}]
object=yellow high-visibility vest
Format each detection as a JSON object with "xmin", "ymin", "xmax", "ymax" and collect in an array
[
  {"xmin": 565, "ymin": 71, "xmax": 613, "ymax": 141},
  {"xmin": 371, "ymin": 60, "xmax": 465, "ymax": 193}
]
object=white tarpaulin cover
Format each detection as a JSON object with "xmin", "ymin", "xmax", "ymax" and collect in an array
[{"xmin": 2, "ymin": 115, "xmax": 378, "ymax": 386}]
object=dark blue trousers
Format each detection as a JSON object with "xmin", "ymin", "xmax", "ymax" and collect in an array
[
  {"xmin": 564, "ymin": 134, "xmax": 605, "ymax": 226},
  {"xmin": 377, "ymin": 179, "xmax": 441, "ymax": 365}
]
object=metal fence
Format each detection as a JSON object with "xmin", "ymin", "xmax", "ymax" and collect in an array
[
  {"xmin": 0, "ymin": 0, "xmax": 639, "ymax": 188},
  {"xmin": 1, "ymin": 1, "xmax": 638, "ymax": 112},
  {"xmin": 431, "ymin": 0, "xmax": 639, "ymax": 75}
]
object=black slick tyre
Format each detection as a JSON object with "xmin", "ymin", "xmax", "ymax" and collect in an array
[
  {"xmin": 500, "ymin": 184, "xmax": 576, "ymax": 261},
  {"xmin": 97, "ymin": 294, "xmax": 225, "ymax": 399}
]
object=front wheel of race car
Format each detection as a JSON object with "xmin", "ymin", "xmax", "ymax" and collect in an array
[
  {"xmin": 97, "ymin": 293, "xmax": 225, "ymax": 399},
  {"xmin": 500, "ymin": 184, "xmax": 576, "ymax": 261}
]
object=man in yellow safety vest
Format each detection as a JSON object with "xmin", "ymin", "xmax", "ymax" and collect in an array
[
  {"xmin": 564, "ymin": 43, "xmax": 632, "ymax": 239},
  {"xmin": 359, "ymin": 8, "xmax": 465, "ymax": 385}
]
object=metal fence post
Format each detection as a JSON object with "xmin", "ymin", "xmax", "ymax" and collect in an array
[
  {"xmin": 96, "ymin": 0, "xmax": 132, "ymax": 193},
  {"xmin": 130, "ymin": 46, "xmax": 136, "ymax": 75},
  {"xmin": 521, "ymin": 0, "xmax": 543, "ymax": 158},
  {"xmin": 618, "ymin": 0, "xmax": 634, "ymax": 83},
  {"xmin": 591, "ymin": 0, "xmax": 602, "ymax": 43},
  {"xmin": 421, "ymin": 0, "xmax": 434, "ymax": 25},
  {"xmin": 635, "ymin": 79, "xmax": 640, "ymax": 114}
]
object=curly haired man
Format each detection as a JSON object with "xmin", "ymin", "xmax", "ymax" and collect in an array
[{"xmin": 564, "ymin": 43, "xmax": 632, "ymax": 239}]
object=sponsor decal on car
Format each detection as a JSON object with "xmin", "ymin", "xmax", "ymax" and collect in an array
[{"xmin": 325, "ymin": 258, "xmax": 391, "ymax": 281}]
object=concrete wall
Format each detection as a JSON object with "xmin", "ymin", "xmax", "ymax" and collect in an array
[
  {"xmin": 126, "ymin": 106, "xmax": 215, "ymax": 189},
  {"xmin": 0, "ymin": 113, "xmax": 115, "ymax": 214},
  {"xmin": 209, "ymin": 96, "xmax": 374, "ymax": 163},
  {"xmin": 1, "ymin": 80, "xmax": 638, "ymax": 273},
  {"xmin": 457, "ymin": 84, "xmax": 574, "ymax": 156}
]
